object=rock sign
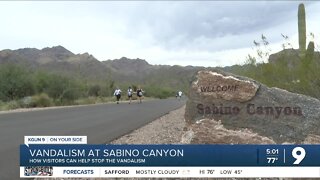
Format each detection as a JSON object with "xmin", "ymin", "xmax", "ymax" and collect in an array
[{"xmin": 185, "ymin": 69, "xmax": 320, "ymax": 143}]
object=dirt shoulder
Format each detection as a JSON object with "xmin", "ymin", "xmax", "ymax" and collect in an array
[{"xmin": 111, "ymin": 105, "xmax": 186, "ymax": 144}]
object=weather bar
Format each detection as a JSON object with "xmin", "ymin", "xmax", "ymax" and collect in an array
[
  {"xmin": 20, "ymin": 144, "xmax": 320, "ymax": 178},
  {"xmin": 19, "ymin": 166, "xmax": 320, "ymax": 178}
]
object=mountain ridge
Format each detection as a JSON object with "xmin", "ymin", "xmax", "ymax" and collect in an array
[{"xmin": 0, "ymin": 46, "xmax": 203, "ymax": 91}]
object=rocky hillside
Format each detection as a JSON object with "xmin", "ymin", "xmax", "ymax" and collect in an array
[
  {"xmin": 0, "ymin": 46, "xmax": 203, "ymax": 91},
  {"xmin": 0, "ymin": 46, "xmax": 73, "ymax": 64},
  {"xmin": 0, "ymin": 46, "xmax": 109, "ymax": 79}
]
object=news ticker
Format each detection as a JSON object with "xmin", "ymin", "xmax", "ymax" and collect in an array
[
  {"xmin": 20, "ymin": 167, "xmax": 320, "ymax": 178},
  {"xmin": 21, "ymin": 144, "xmax": 319, "ymax": 166},
  {"xmin": 20, "ymin": 136, "xmax": 320, "ymax": 178}
]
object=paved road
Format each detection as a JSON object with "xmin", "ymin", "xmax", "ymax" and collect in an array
[{"xmin": 0, "ymin": 99, "xmax": 185, "ymax": 179}]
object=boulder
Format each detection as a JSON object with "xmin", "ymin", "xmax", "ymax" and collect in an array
[
  {"xmin": 182, "ymin": 119, "xmax": 276, "ymax": 144},
  {"xmin": 185, "ymin": 69, "xmax": 320, "ymax": 143}
]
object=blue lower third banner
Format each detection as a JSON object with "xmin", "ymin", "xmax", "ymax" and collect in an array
[{"xmin": 20, "ymin": 144, "xmax": 320, "ymax": 167}]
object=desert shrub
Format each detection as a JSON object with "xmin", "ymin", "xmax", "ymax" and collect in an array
[
  {"xmin": 6, "ymin": 100, "xmax": 20, "ymax": 110},
  {"xmin": 144, "ymin": 86, "xmax": 176, "ymax": 99},
  {"xmin": 30, "ymin": 93, "xmax": 53, "ymax": 107},
  {"xmin": 19, "ymin": 96, "xmax": 33, "ymax": 108},
  {"xmin": 88, "ymin": 84, "xmax": 101, "ymax": 97}
]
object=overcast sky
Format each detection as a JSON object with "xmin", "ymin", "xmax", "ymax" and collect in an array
[{"xmin": 0, "ymin": 1, "xmax": 320, "ymax": 67}]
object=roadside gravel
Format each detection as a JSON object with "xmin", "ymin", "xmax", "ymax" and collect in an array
[{"xmin": 111, "ymin": 105, "xmax": 186, "ymax": 144}]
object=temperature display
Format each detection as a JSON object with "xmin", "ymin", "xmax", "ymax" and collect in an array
[{"xmin": 265, "ymin": 148, "xmax": 279, "ymax": 164}]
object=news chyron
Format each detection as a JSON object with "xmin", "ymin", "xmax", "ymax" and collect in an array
[{"xmin": 20, "ymin": 136, "xmax": 320, "ymax": 178}]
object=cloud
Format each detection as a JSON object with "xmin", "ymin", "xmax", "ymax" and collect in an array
[
  {"xmin": 0, "ymin": 1, "xmax": 319, "ymax": 67},
  {"xmin": 119, "ymin": 1, "xmax": 308, "ymax": 49}
]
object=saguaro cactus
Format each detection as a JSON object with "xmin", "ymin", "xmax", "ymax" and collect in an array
[
  {"xmin": 298, "ymin": 3, "xmax": 306, "ymax": 55},
  {"xmin": 305, "ymin": 41, "xmax": 314, "ymax": 63}
]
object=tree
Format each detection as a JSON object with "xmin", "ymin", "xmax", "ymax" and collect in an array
[
  {"xmin": 88, "ymin": 84, "xmax": 101, "ymax": 97},
  {"xmin": 0, "ymin": 64, "xmax": 35, "ymax": 101}
]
